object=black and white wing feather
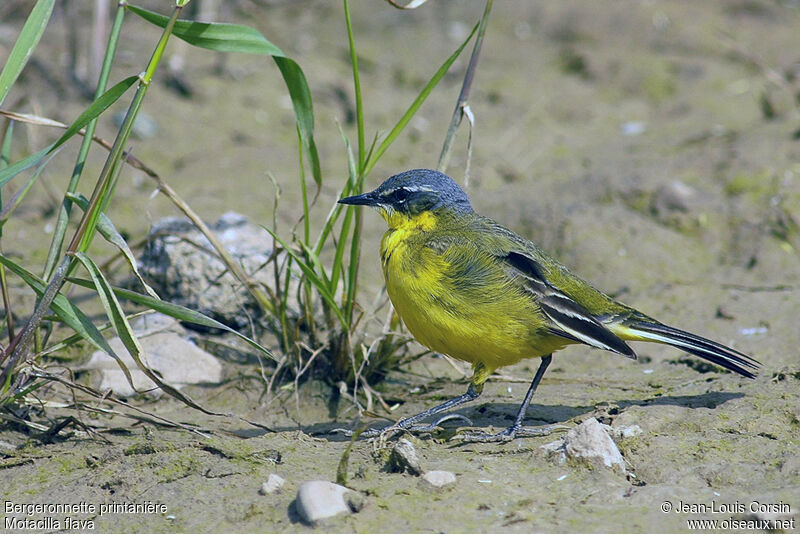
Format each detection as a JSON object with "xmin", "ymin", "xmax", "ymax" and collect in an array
[{"xmin": 502, "ymin": 251, "xmax": 636, "ymax": 359}]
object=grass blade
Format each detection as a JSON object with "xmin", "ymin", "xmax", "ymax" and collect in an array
[
  {"xmin": 65, "ymin": 192, "xmax": 159, "ymax": 298},
  {"xmin": 0, "ymin": 253, "xmax": 137, "ymax": 390},
  {"xmin": 127, "ymin": 4, "xmax": 322, "ymax": 188},
  {"xmin": 1, "ymin": 121, "xmax": 15, "ymax": 343},
  {"xmin": 67, "ymin": 277, "xmax": 276, "ymax": 362},
  {"xmin": 127, "ymin": 5, "xmax": 284, "ymax": 55},
  {"xmin": 0, "ymin": 0, "xmax": 55, "ymax": 106},
  {"xmin": 343, "ymin": 0, "xmax": 365, "ymax": 170},
  {"xmin": 329, "ymin": 129, "xmax": 359, "ymax": 292},
  {"xmin": 262, "ymin": 226, "xmax": 348, "ymax": 328},
  {"xmin": 363, "ymin": 21, "xmax": 479, "ymax": 175},
  {"xmin": 298, "ymin": 242, "xmax": 333, "ymax": 290},
  {"xmin": 438, "ymin": 0, "xmax": 493, "ymax": 173},
  {"xmin": 0, "ymin": 75, "xmax": 138, "ymax": 189},
  {"xmin": 44, "ymin": 1, "xmax": 126, "ymax": 281}
]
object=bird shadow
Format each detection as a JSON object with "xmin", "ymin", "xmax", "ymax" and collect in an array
[{"xmin": 246, "ymin": 390, "xmax": 744, "ymax": 442}]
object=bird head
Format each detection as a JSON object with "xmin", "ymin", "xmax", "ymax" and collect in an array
[{"xmin": 339, "ymin": 169, "xmax": 472, "ymax": 227}]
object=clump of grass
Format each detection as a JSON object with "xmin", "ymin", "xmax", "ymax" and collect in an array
[
  {"xmin": 0, "ymin": 1, "xmax": 278, "ymax": 431},
  {"xmin": 0, "ymin": 0, "xmax": 494, "ymax": 432}
]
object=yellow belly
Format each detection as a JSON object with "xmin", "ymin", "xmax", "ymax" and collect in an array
[{"xmin": 380, "ymin": 230, "xmax": 569, "ymax": 373}]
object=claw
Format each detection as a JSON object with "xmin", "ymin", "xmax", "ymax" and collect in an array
[
  {"xmin": 432, "ymin": 413, "xmax": 473, "ymax": 427},
  {"xmin": 406, "ymin": 413, "xmax": 473, "ymax": 433},
  {"xmin": 330, "ymin": 427, "xmax": 357, "ymax": 437}
]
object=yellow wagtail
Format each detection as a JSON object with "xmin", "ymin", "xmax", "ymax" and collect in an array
[{"xmin": 339, "ymin": 169, "xmax": 759, "ymax": 441}]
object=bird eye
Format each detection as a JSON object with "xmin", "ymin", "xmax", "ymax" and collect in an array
[{"xmin": 391, "ymin": 188, "xmax": 410, "ymax": 203}]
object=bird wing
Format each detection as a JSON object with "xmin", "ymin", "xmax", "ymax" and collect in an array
[{"xmin": 501, "ymin": 250, "xmax": 637, "ymax": 359}]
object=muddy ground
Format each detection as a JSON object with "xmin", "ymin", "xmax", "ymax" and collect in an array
[{"xmin": 1, "ymin": 1, "xmax": 799, "ymax": 532}]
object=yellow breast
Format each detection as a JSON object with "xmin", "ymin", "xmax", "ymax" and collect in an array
[{"xmin": 378, "ymin": 211, "xmax": 568, "ymax": 373}]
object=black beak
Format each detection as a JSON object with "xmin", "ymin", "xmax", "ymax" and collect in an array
[{"xmin": 339, "ymin": 191, "xmax": 378, "ymax": 206}]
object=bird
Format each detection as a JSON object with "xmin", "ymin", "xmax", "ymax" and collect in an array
[{"xmin": 338, "ymin": 169, "xmax": 760, "ymax": 441}]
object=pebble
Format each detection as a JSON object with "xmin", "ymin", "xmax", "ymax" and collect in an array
[
  {"xmin": 76, "ymin": 314, "xmax": 222, "ymax": 398},
  {"xmin": 420, "ymin": 470, "xmax": 456, "ymax": 489},
  {"xmin": 651, "ymin": 180, "xmax": 698, "ymax": 215},
  {"xmin": 138, "ymin": 212, "xmax": 290, "ymax": 330},
  {"xmin": 541, "ymin": 417, "xmax": 626, "ymax": 473},
  {"xmin": 260, "ymin": 474, "xmax": 285, "ymax": 495},
  {"xmin": 620, "ymin": 121, "xmax": 646, "ymax": 136},
  {"xmin": 388, "ymin": 439, "xmax": 424, "ymax": 475},
  {"xmin": 295, "ymin": 481, "xmax": 362, "ymax": 525},
  {"xmin": 609, "ymin": 424, "xmax": 643, "ymax": 440}
]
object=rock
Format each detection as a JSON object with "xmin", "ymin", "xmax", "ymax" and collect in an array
[
  {"xmin": 420, "ymin": 470, "xmax": 456, "ymax": 489},
  {"xmin": 651, "ymin": 180, "xmax": 700, "ymax": 216},
  {"xmin": 260, "ymin": 474, "xmax": 285, "ymax": 495},
  {"xmin": 565, "ymin": 419, "xmax": 626, "ymax": 470},
  {"xmin": 541, "ymin": 418, "xmax": 626, "ymax": 473},
  {"xmin": 295, "ymin": 481, "xmax": 362, "ymax": 525},
  {"xmin": 608, "ymin": 424, "xmax": 643, "ymax": 440},
  {"xmin": 128, "ymin": 312, "xmax": 186, "ymax": 338},
  {"xmin": 138, "ymin": 212, "xmax": 286, "ymax": 330},
  {"xmin": 388, "ymin": 439, "xmax": 424, "ymax": 475},
  {"xmin": 76, "ymin": 313, "xmax": 222, "ymax": 398}
]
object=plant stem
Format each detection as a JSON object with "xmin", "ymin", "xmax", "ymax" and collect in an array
[
  {"xmin": 43, "ymin": 2, "xmax": 126, "ymax": 281},
  {"xmin": 344, "ymin": 0, "xmax": 365, "ymax": 171},
  {"xmin": 437, "ymin": 0, "xmax": 493, "ymax": 174},
  {"xmin": 0, "ymin": 122, "xmax": 14, "ymax": 349},
  {"xmin": 1, "ymin": 3, "xmax": 185, "ymax": 385}
]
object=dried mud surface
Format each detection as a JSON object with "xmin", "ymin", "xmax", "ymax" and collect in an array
[{"xmin": 1, "ymin": 1, "xmax": 798, "ymax": 532}]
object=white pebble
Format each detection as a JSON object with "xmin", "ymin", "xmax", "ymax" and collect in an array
[
  {"xmin": 610, "ymin": 424, "xmax": 643, "ymax": 439},
  {"xmin": 421, "ymin": 470, "xmax": 456, "ymax": 489},
  {"xmin": 621, "ymin": 121, "xmax": 646, "ymax": 136},
  {"xmin": 390, "ymin": 438, "xmax": 423, "ymax": 475},
  {"xmin": 295, "ymin": 481, "xmax": 356, "ymax": 524},
  {"xmin": 564, "ymin": 418, "xmax": 625, "ymax": 471},
  {"xmin": 260, "ymin": 473, "xmax": 285, "ymax": 495},
  {"xmin": 541, "ymin": 418, "xmax": 626, "ymax": 473},
  {"xmin": 740, "ymin": 326, "xmax": 768, "ymax": 336}
]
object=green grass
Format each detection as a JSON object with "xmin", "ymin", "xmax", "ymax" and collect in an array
[{"xmin": 0, "ymin": 0, "xmax": 494, "ymax": 432}]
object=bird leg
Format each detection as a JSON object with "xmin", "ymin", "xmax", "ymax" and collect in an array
[
  {"xmin": 460, "ymin": 354, "xmax": 553, "ymax": 443},
  {"xmin": 355, "ymin": 381, "xmax": 484, "ymax": 439}
]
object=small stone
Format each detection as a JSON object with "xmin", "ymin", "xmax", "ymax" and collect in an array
[
  {"xmin": 76, "ymin": 324, "xmax": 222, "ymax": 398},
  {"xmin": 564, "ymin": 418, "xmax": 625, "ymax": 472},
  {"xmin": 295, "ymin": 481, "xmax": 360, "ymax": 525},
  {"xmin": 260, "ymin": 474, "xmax": 285, "ymax": 495},
  {"xmin": 540, "ymin": 418, "xmax": 626, "ymax": 473},
  {"xmin": 651, "ymin": 180, "xmax": 698, "ymax": 215},
  {"xmin": 620, "ymin": 121, "xmax": 646, "ymax": 136},
  {"xmin": 609, "ymin": 424, "xmax": 643, "ymax": 439},
  {"xmin": 420, "ymin": 470, "xmax": 456, "ymax": 489},
  {"xmin": 388, "ymin": 439, "xmax": 424, "ymax": 475}
]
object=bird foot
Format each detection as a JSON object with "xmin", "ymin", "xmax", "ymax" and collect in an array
[
  {"xmin": 458, "ymin": 423, "xmax": 569, "ymax": 443},
  {"xmin": 331, "ymin": 413, "xmax": 474, "ymax": 440}
]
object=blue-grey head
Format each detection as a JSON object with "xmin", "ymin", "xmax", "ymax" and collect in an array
[{"xmin": 339, "ymin": 169, "xmax": 473, "ymax": 218}]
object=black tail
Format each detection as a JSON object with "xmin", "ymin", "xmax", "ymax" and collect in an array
[{"xmin": 624, "ymin": 321, "xmax": 760, "ymax": 379}]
